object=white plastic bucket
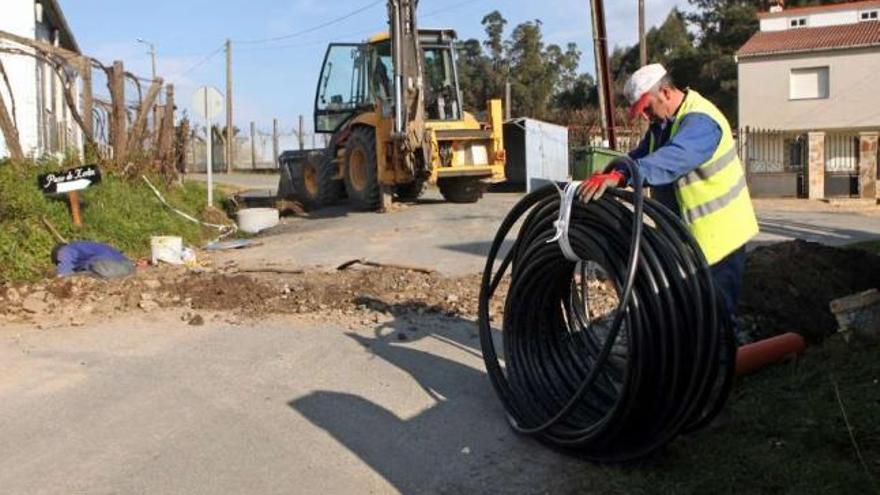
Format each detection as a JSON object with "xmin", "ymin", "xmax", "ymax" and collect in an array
[
  {"xmin": 237, "ymin": 208, "xmax": 280, "ymax": 234},
  {"xmin": 151, "ymin": 236, "xmax": 184, "ymax": 265}
]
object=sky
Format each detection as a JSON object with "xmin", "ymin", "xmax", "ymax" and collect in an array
[{"xmin": 62, "ymin": 0, "xmax": 684, "ymax": 133}]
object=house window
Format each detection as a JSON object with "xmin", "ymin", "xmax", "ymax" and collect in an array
[
  {"xmin": 790, "ymin": 17, "xmax": 807, "ymax": 27},
  {"xmin": 790, "ymin": 67, "xmax": 829, "ymax": 100},
  {"xmin": 861, "ymin": 10, "xmax": 879, "ymax": 21}
]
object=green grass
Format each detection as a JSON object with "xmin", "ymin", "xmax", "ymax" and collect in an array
[
  {"xmin": 848, "ymin": 239, "xmax": 880, "ymax": 255},
  {"xmin": 0, "ymin": 159, "xmax": 228, "ymax": 283},
  {"xmin": 558, "ymin": 339, "xmax": 880, "ymax": 494}
]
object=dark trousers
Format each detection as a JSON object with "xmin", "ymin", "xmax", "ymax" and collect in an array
[{"xmin": 710, "ymin": 246, "xmax": 747, "ymax": 339}]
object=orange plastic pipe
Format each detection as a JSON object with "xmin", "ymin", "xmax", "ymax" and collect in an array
[{"xmin": 735, "ymin": 332, "xmax": 806, "ymax": 376}]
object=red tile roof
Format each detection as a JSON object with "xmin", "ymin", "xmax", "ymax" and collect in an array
[
  {"xmin": 737, "ymin": 21, "xmax": 880, "ymax": 58},
  {"xmin": 758, "ymin": 0, "xmax": 880, "ymax": 19}
]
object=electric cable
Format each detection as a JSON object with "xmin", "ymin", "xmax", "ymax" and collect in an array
[
  {"xmin": 235, "ymin": 0, "xmax": 385, "ymax": 45},
  {"xmin": 478, "ymin": 158, "xmax": 736, "ymax": 462}
]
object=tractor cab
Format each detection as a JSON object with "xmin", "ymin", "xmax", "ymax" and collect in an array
[{"xmin": 314, "ymin": 29, "xmax": 463, "ymax": 134}]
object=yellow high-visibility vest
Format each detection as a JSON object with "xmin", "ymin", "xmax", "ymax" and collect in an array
[{"xmin": 648, "ymin": 90, "xmax": 759, "ymax": 265}]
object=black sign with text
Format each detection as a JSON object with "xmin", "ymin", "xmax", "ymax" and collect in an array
[{"xmin": 38, "ymin": 165, "xmax": 102, "ymax": 195}]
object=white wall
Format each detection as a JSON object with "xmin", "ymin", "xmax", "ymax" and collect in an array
[
  {"xmin": 739, "ymin": 46, "xmax": 880, "ymax": 131},
  {"xmin": 759, "ymin": 8, "xmax": 867, "ymax": 31},
  {"xmin": 809, "ymin": 10, "xmax": 859, "ymax": 27},
  {"xmin": 760, "ymin": 18, "xmax": 789, "ymax": 32},
  {"xmin": 0, "ymin": 0, "xmax": 38, "ymax": 158}
]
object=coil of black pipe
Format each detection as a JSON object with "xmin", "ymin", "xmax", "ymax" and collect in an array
[{"xmin": 478, "ymin": 160, "xmax": 736, "ymax": 462}]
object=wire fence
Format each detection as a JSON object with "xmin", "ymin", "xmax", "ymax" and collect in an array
[
  {"xmin": 0, "ymin": 29, "xmax": 178, "ymax": 176},
  {"xmin": 185, "ymin": 120, "xmax": 329, "ymax": 173}
]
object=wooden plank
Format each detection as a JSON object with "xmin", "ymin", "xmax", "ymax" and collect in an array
[
  {"xmin": 0, "ymin": 82, "xmax": 23, "ymax": 159},
  {"xmin": 156, "ymin": 84, "xmax": 175, "ymax": 169},
  {"xmin": 109, "ymin": 60, "xmax": 127, "ymax": 166},
  {"xmin": 69, "ymin": 190, "xmax": 82, "ymax": 227},
  {"xmin": 0, "ymin": 29, "xmax": 80, "ymax": 63},
  {"xmin": 127, "ymin": 78, "xmax": 163, "ymax": 153},
  {"xmin": 79, "ymin": 58, "xmax": 93, "ymax": 139}
]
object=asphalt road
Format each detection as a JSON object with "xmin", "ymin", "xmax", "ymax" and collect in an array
[
  {"xmin": 0, "ymin": 312, "xmax": 604, "ymax": 494},
  {"xmin": 202, "ymin": 175, "xmax": 880, "ymax": 276},
  {"xmin": 2, "ymin": 176, "xmax": 879, "ymax": 493}
]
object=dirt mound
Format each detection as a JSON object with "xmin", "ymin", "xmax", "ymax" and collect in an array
[
  {"xmin": 178, "ymin": 274, "xmax": 278, "ymax": 313},
  {"xmin": 0, "ymin": 263, "xmax": 508, "ymax": 330},
  {"xmin": 739, "ymin": 240, "xmax": 880, "ymax": 343}
]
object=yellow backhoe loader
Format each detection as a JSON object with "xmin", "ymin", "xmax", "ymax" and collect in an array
[{"xmin": 278, "ymin": 0, "xmax": 506, "ymax": 211}]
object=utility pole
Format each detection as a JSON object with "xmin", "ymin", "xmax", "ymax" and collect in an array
[
  {"xmin": 273, "ymin": 118, "xmax": 279, "ymax": 169},
  {"xmin": 136, "ymin": 38, "xmax": 160, "ymax": 126},
  {"xmin": 590, "ymin": 0, "xmax": 617, "ymax": 149},
  {"xmin": 504, "ymin": 81, "xmax": 512, "ymax": 120},
  {"xmin": 639, "ymin": 0, "xmax": 647, "ymax": 67},
  {"xmin": 225, "ymin": 39, "xmax": 234, "ymax": 173},
  {"xmin": 298, "ymin": 114, "xmax": 305, "ymax": 151},
  {"xmin": 136, "ymin": 38, "xmax": 157, "ymax": 80},
  {"xmin": 250, "ymin": 121, "xmax": 256, "ymax": 170}
]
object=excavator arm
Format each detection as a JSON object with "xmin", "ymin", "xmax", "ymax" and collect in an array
[{"xmin": 388, "ymin": 0, "xmax": 430, "ymax": 174}]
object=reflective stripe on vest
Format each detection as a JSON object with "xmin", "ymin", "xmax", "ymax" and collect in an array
[
  {"xmin": 647, "ymin": 90, "xmax": 758, "ymax": 265},
  {"xmin": 683, "ymin": 173, "xmax": 747, "ymax": 223}
]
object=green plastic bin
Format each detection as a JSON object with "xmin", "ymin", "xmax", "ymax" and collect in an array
[{"xmin": 570, "ymin": 146, "xmax": 625, "ymax": 180}]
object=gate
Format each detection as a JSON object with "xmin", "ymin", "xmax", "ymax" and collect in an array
[
  {"xmin": 739, "ymin": 128, "xmax": 807, "ymax": 198},
  {"xmin": 824, "ymin": 133, "xmax": 859, "ymax": 197}
]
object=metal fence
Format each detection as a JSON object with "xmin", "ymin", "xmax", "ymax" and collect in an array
[
  {"xmin": 737, "ymin": 127, "xmax": 807, "ymax": 198},
  {"xmin": 824, "ymin": 132, "xmax": 860, "ymax": 197},
  {"xmin": 185, "ymin": 121, "xmax": 329, "ymax": 173},
  {"xmin": 738, "ymin": 127, "xmax": 865, "ymax": 198}
]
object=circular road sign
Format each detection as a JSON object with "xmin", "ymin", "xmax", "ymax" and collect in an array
[{"xmin": 193, "ymin": 86, "xmax": 223, "ymax": 120}]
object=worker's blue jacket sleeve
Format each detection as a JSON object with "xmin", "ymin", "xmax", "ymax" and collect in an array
[
  {"xmin": 55, "ymin": 241, "xmax": 130, "ymax": 277},
  {"xmin": 622, "ymin": 113, "xmax": 722, "ymax": 186}
]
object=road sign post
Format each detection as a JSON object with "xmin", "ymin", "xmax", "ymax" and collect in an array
[
  {"xmin": 38, "ymin": 164, "xmax": 102, "ymax": 228},
  {"xmin": 193, "ymin": 86, "xmax": 224, "ymax": 207}
]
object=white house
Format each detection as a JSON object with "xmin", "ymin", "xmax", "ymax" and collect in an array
[
  {"xmin": 0, "ymin": 0, "xmax": 81, "ymax": 159},
  {"xmin": 737, "ymin": 0, "xmax": 880, "ymax": 199}
]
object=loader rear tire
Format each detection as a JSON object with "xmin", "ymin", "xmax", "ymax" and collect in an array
[
  {"xmin": 344, "ymin": 127, "xmax": 382, "ymax": 211},
  {"xmin": 438, "ymin": 177, "xmax": 485, "ymax": 204}
]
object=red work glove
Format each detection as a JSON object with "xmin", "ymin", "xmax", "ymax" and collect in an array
[{"xmin": 578, "ymin": 170, "xmax": 625, "ymax": 203}]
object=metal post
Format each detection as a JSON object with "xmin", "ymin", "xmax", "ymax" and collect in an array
[
  {"xmin": 391, "ymin": 0, "xmax": 404, "ymax": 137},
  {"xmin": 226, "ymin": 39, "xmax": 233, "ymax": 173},
  {"xmin": 638, "ymin": 0, "xmax": 647, "ymax": 67},
  {"xmin": 298, "ymin": 114, "xmax": 305, "ymax": 151},
  {"xmin": 273, "ymin": 118, "xmax": 279, "ymax": 169},
  {"xmin": 589, "ymin": 0, "xmax": 616, "ymax": 149},
  {"xmin": 504, "ymin": 81, "xmax": 512, "ymax": 120},
  {"xmin": 205, "ymin": 90, "xmax": 213, "ymax": 207},
  {"xmin": 250, "ymin": 121, "xmax": 256, "ymax": 170}
]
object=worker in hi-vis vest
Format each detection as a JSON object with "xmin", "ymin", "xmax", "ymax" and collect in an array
[{"xmin": 580, "ymin": 63, "xmax": 759, "ymax": 343}]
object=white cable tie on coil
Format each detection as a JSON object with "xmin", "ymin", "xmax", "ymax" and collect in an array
[{"xmin": 547, "ymin": 181, "xmax": 583, "ymax": 262}]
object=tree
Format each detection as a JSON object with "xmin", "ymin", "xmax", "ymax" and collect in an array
[
  {"xmin": 481, "ymin": 11, "xmax": 510, "ymax": 99},
  {"xmin": 555, "ymin": 73, "xmax": 597, "ymax": 111},
  {"xmin": 455, "ymin": 39, "xmax": 492, "ymax": 111},
  {"xmin": 458, "ymin": 12, "xmax": 586, "ymax": 120}
]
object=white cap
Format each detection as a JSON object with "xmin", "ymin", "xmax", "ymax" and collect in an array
[
  {"xmin": 624, "ymin": 63, "xmax": 667, "ymax": 119},
  {"xmin": 624, "ymin": 63, "xmax": 667, "ymax": 105}
]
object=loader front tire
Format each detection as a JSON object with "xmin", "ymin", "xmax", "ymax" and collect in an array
[
  {"xmin": 344, "ymin": 127, "xmax": 382, "ymax": 211},
  {"xmin": 438, "ymin": 177, "xmax": 485, "ymax": 204},
  {"xmin": 395, "ymin": 180, "xmax": 426, "ymax": 201}
]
